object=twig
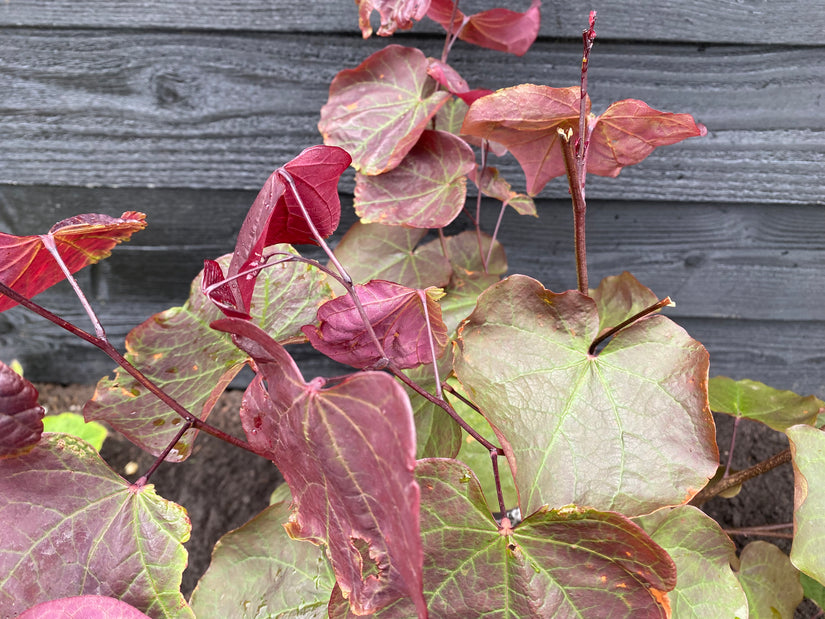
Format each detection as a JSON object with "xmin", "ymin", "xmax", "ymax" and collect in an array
[
  {"xmin": 690, "ymin": 448, "xmax": 792, "ymax": 507},
  {"xmin": 559, "ymin": 130, "xmax": 588, "ymax": 293},
  {"xmin": 724, "ymin": 524, "xmax": 794, "ymax": 540},
  {"xmin": 588, "ymin": 297, "xmax": 673, "ymax": 355},
  {"xmin": 576, "ymin": 11, "xmax": 597, "ymax": 193}
]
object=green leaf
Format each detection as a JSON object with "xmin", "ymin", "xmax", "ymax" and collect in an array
[
  {"xmin": 710, "ymin": 377, "xmax": 824, "ymax": 432},
  {"xmin": 635, "ymin": 505, "xmax": 748, "ymax": 618},
  {"xmin": 787, "ymin": 424, "xmax": 825, "ymax": 585},
  {"xmin": 354, "ymin": 130, "xmax": 476, "ymax": 228},
  {"xmin": 0, "ymin": 434, "xmax": 192, "ymax": 619},
  {"xmin": 85, "ymin": 249, "xmax": 331, "ymax": 461},
  {"xmin": 190, "ymin": 487, "xmax": 335, "ymax": 618},
  {"xmin": 42, "ymin": 412, "xmax": 107, "ymax": 451},
  {"xmin": 319, "ymin": 45, "xmax": 449, "ymax": 176},
  {"xmin": 453, "ymin": 274, "xmax": 719, "ymax": 517},
  {"xmin": 800, "ymin": 572, "xmax": 825, "ymax": 609},
  {"xmin": 332, "ymin": 459, "xmax": 676, "ymax": 617},
  {"xmin": 331, "ymin": 221, "xmax": 452, "ymax": 294},
  {"xmin": 736, "ymin": 541, "xmax": 802, "ymax": 619}
]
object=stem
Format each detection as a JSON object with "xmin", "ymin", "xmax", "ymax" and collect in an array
[
  {"xmin": 724, "ymin": 525, "xmax": 794, "ymax": 540},
  {"xmin": 690, "ymin": 448, "xmax": 792, "ymax": 507},
  {"xmin": 278, "ymin": 168, "xmax": 389, "ymax": 367},
  {"xmin": 474, "ymin": 140, "xmax": 489, "ymax": 274},
  {"xmin": 440, "ymin": 0, "xmax": 464, "ymax": 63},
  {"xmin": 418, "ymin": 291, "xmax": 443, "ymax": 399},
  {"xmin": 576, "ymin": 11, "xmax": 597, "ymax": 191},
  {"xmin": 391, "ymin": 367, "xmax": 502, "ymax": 456},
  {"xmin": 489, "ymin": 448, "xmax": 507, "ymax": 515},
  {"xmin": 0, "ymin": 281, "xmax": 259, "ymax": 455},
  {"xmin": 559, "ymin": 130, "xmax": 588, "ymax": 293},
  {"xmin": 40, "ymin": 234, "xmax": 108, "ymax": 340},
  {"xmin": 724, "ymin": 416, "xmax": 742, "ymax": 478},
  {"xmin": 135, "ymin": 420, "xmax": 194, "ymax": 486},
  {"xmin": 588, "ymin": 297, "xmax": 673, "ymax": 355}
]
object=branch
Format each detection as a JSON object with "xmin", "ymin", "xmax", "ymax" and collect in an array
[{"xmin": 690, "ymin": 448, "xmax": 792, "ymax": 507}]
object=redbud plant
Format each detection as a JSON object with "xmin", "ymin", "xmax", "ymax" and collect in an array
[{"xmin": 1, "ymin": 2, "xmax": 823, "ymax": 618}]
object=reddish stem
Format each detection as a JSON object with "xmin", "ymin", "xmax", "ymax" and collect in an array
[
  {"xmin": 135, "ymin": 420, "xmax": 194, "ymax": 486},
  {"xmin": 588, "ymin": 297, "xmax": 673, "ymax": 355},
  {"xmin": 576, "ymin": 11, "xmax": 597, "ymax": 190},
  {"xmin": 440, "ymin": 0, "xmax": 465, "ymax": 63},
  {"xmin": 690, "ymin": 448, "xmax": 792, "ymax": 507},
  {"xmin": 559, "ymin": 131, "xmax": 588, "ymax": 293}
]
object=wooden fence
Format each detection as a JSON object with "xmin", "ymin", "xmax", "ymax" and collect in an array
[{"xmin": 0, "ymin": 0, "xmax": 822, "ymax": 397}]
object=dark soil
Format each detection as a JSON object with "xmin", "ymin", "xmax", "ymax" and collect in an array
[{"xmin": 33, "ymin": 383, "xmax": 820, "ymax": 616}]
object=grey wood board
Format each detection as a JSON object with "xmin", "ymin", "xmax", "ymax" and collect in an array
[
  {"xmin": 1, "ymin": 185, "xmax": 821, "ymax": 320},
  {"xmin": 2, "ymin": 305, "xmax": 821, "ymax": 397},
  {"xmin": 0, "ymin": 0, "xmax": 820, "ymax": 45},
  {"xmin": 1, "ymin": 31, "xmax": 822, "ymax": 203}
]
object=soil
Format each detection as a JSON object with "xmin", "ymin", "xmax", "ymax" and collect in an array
[{"xmin": 32, "ymin": 383, "xmax": 820, "ymax": 616}]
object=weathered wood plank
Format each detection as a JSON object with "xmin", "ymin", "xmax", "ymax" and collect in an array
[
  {"xmin": 0, "ymin": 0, "xmax": 820, "ymax": 45},
  {"xmin": 1, "ymin": 31, "xmax": 822, "ymax": 203},
  {"xmin": 1, "ymin": 186, "xmax": 821, "ymax": 392},
  {"xmin": 1, "ymin": 186, "xmax": 821, "ymax": 320}
]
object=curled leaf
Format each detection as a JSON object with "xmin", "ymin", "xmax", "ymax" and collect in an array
[
  {"xmin": 303, "ymin": 280, "xmax": 448, "ymax": 370},
  {"xmin": 357, "ymin": 0, "xmax": 431, "ymax": 38},
  {"xmin": 0, "ymin": 211, "xmax": 146, "ymax": 312},
  {"xmin": 0, "ymin": 360, "xmax": 44, "ymax": 458}
]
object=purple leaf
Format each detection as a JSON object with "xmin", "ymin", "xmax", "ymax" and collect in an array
[
  {"xmin": 303, "ymin": 280, "xmax": 448, "ymax": 370},
  {"xmin": 17, "ymin": 596, "xmax": 152, "ymax": 619},
  {"xmin": 0, "ymin": 434, "xmax": 192, "ymax": 618},
  {"xmin": 214, "ymin": 146, "xmax": 350, "ymax": 318},
  {"xmin": 319, "ymin": 45, "xmax": 450, "ymax": 175},
  {"xmin": 0, "ymin": 361, "xmax": 44, "ymax": 458},
  {"xmin": 211, "ymin": 319, "xmax": 427, "ymax": 617}
]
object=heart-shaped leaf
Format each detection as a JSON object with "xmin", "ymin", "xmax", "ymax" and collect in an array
[
  {"xmin": 453, "ymin": 274, "xmax": 719, "ymax": 517},
  {"xmin": 212, "ymin": 319, "xmax": 426, "ymax": 618},
  {"xmin": 710, "ymin": 377, "xmax": 823, "ymax": 432},
  {"xmin": 787, "ymin": 424, "xmax": 825, "ymax": 586},
  {"xmin": 331, "ymin": 221, "xmax": 452, "ymax": 293},
  {"xmin": 0, "ymin": 211, "xmax": 146, "ymax": 312},
  {"xmin": 17, "ymin": 596, "xmax": 152, "ymax": 619},
  {"xmin": 85, "ymin": 249, "xmax": 331, "ymax": 460},
  {"xmin": 0, "ymin": 360, "xmax": 44, "ymax": 458},
  {"xmin": 427, "ymin": 0, "xmax": 542, "ymax": 57},
  {"xmin": 319, "ymin": 45, "xmax": 450, "ymax": 176},
  {"xmin": 209, "ymin": 146, "xmax": 350, "ymax": 318},
  {"xmin": 354, "ymin": 130, "xmax": 476, "ymax": 228},
  {"xmin": 635, "ymin": 506, "xmax": 748, "ymax": 618},
  {"xmin": 190, "ymin": 486, "xmax": 335, "ymax": 617},
  {"xmin": 587, "ymin": 99, "xmax": 707, "ymax": 178},
  {"xmin": 331, "ymin": 458, "xmax": 676, "ymax": 618},
  {"xmin": 736, "ymin": 541, "xmax": 803, "ymax": 618},
  {"xmin": 461, "ymin": 85, "xmax": 585, "ymax": 196},
  {"xmin": 356, "ymin": 0, "xmax": 431, "ymax": 37},
  {"xmin": 303, "ymin": 280, "xmax": 448, "ymax": 370},
  {"xmin": 0, "ymin": 434, "xmax": 192, "ymax": 619}
]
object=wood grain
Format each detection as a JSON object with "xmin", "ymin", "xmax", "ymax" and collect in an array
[
  {"xmin": 1, "ymin": 31, "xmax": 822, "ymax": 203},
  {"xmin": 0, "ymin": 0, "xmax": 820, "ymax": 45}
]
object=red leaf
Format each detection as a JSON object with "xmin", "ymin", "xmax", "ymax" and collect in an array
[
  {"xmin": 302, "ymin": 280, "xmax": 448, "ymax": 370},
  {"xmin": 0, "ymin": 211, "xmax": 146, "ymax": 312},
  {"xmin": 0, "ymin": 361, "xmax": 44, "ymax": 458},
  {"xmin": 427, "ymin": 0, "xmax": 541, "ymax": 56},
  {"xmin": 319, "ymin": 45, "xmax": 450, "ymax": 175},
  {"xmin": 461, "ymin": 84, "xmax": 585, "ymax": 195},
  {"xmin": 211, "ymin": 319, "xmax": 427, "ymax": 618},
  {"xmin": 426, "ymin": 58, "xmax": 492, "ymax": 105},
  {"xmin": 354, "ymin": 130, "xmax": 476, "ymax": 228},
  {"xmin": 357, "ymin": 0, "xmax": 431, "ymax": 38},
  {"xmin": 587, "ymin": 99, "xmax": 708, "ymax": 177},
  {"xmin": 17, "ymin": 596, "xmax": 152, "ymax": 619},
  {"xmin": 208, "ymin": 145, "xmax": 350, "ymax": 318}
]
